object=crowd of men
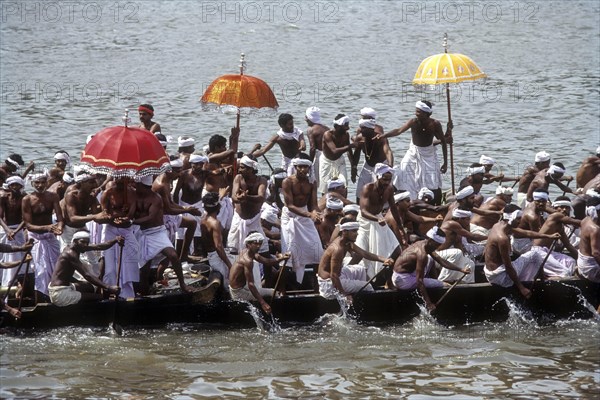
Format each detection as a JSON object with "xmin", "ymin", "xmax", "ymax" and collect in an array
[{"xmin": 1, "ymin": 102, "xmax": 599, "ymax": 316}]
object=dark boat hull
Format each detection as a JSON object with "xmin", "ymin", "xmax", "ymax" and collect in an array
[{"xmin": 1, "ymin": 278, "xmax": 598, "ymax": 330}]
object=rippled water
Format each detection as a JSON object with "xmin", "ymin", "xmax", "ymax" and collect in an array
[{"xmin": 1, "ymin": 0, "xmax": 599, "ymax": 397}]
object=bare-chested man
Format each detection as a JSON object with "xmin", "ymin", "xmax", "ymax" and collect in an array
[
  {"xmin": 305, "ymin": 106, "xmax": 329, "ymax": 190},
  {"xmin": 527, "ymin": 162, "xmax": 573, "ymax": 202},
  {"xmin": 392, "ymin": 226, "xmax": 469, "ymax": 311},
  {"xmin": 229, "ymin": 232, "xmax": 289, "ymax": 314},
  {"xmin": 177, "ymin": 136, "xmax": 196, "ymax": 170},
  {"xmin": 316, "ymin": 196, "xmax": 344, "ymax": 248},
  {"xmin": 153, "ymin": 158, "xmax": 202, "ymax": 263},
  {"xmin": 478, "ymin": 155, "xmax": 518, "ymax": 185},
  {"xmin": 470, "ymin": 186, "xmax": 514, "ymax": 237},
  {"xmin": 577, "ymin": 197, "xmax": 600, "ymax": 294},
  {"xmin": 576, "ymin": 146, "xmax": 600, "ymax": 189},
  {"xmin": 252, "ymin": 113, "xmax": 306, "ymax": 174},
  {"xmin": 138, "ymin": 104, "xmax": 161, "ymax": 133},
  {"xmin": 134, "ymin": 175, "xmax": 195, "ymax": 295},
  {"xmin": 281, "ymin": 158, "xmax": 323, "ymax": 284},
  {"xmin": 317, "ymin": 176, "xmax": 352, "ymax": 211},
  {"xmin": 388, "ymin": 191, "xmax": 443, "ymax": 247},
  {"xmin": 22, "ymin": 174, "xmax": 64, "ymax": 302},
  {"xmin": 379, "ymin": 101, "xmax": 449, "ymax": 204},
  {"xmin": 0, "ymin": 153, "xmax": 34, "ymax": 185},
  {"xmin": 317, "ymin": 114, "xmax": 356, "ymax": 196},
  {"xmin": 318, "ymin": 219, "xmax": 394, "ymax": 300},
  {"xmin": 514, "ymin": 189, "xmax": 551, "ymax": 255},
  {"xmin": 47, "ymin": 172, "xmax": 73, "ymax": 201},
  {"xmin": 352, "ymin": 117, "xmax": 393, "ymax": 202},
  {"xmin": 60, "ymin": 174, "xmax": 104, "ymax": 247},
  {"xmin": 48, "ymin": 231, "xmax": 121, "ymax": 306},
  {"xmin": 356, "ymin": 163, "xmax": 402, "ymax": 279},
  {"xmin": 228, "ymin": 156, "xmax": 268, "ymax": 255},
  {"xmin": 100, "ymin": 177, "xmax": 138, "ymax": 298},
  {"xmin": 445, "ymin": 186, "xmax": 502, "ymax": 223},
  {"xmin": 200, "ymin": 192, "xmax": 232, "ymax": 289},
  {"xmin": 0, "ymin": 241, "xmax": 34, "ymax": 318},
  {"xmin": 47, "ymin": 151, "xmax": 71, "ymax": 187},
  {"xmin": 484, "ymin": 204, "xmax": 561, "ymax": 299},
  {"xmin": 0, "ymin": 176, "xmax": 27, "ymax": 287},
  {"xmin": 515, "ymin": 151, "xmax": 551, "ymax": 208}
]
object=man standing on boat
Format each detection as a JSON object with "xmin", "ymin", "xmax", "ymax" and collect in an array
[
  {"xmin": 305, "ymin": 106, "xmax": 328, "ymax": 190},
  {"xmin": 0, "ymin": 176, "xmax": 27, "ymax": 287},
  {"xmin": 378, "ymin": 101, "xmax": 449, "ymax": 204},
  {"xmin": 200, "ymin": 192, "xmax": 232, "ymax": 289},
  {"xmin": 22, "ymin": 173, "xmax": 64, "ymax": 302},
  {"xmin": 317, "ymin": 114, "xmax": 356, "ymax": 196},
  {"xmin": 484, "ymin": 205, "xmax": 561, "ymax": 299},
  {"xmin": 392, "ymin": 226, "xmax": 469, "ymax": 311},
  {"xmin": 576, "ymin": 197, "xmax": 600, "ymax": 289},
  {"xmin": 177, "ymin": 136, "xmax": 196, "ymax": 170},
  {"xmin": 47, "ymin": 151, "xmax": 71, "ymax": 187},
  {"xmin": 356, "ymin": 163, "xmax": 402, "ymax": 280},
  {"xmin": 138, "ymin": 104, "xmax": 161, "ymax": 133},
  {"xmin": 48, "ymin": 231, "xmax": 122, "ymax": 306},
  {"xmin": 352, "ymin": 117, "xmax": 393, "ymax": 203},
  {"xmin": 281, "ymin": 158, "xmax": 323, "ymax": 285},
  {"xmin": 317, "ymin": 219, "xmax": 394, "ymax": 300}
]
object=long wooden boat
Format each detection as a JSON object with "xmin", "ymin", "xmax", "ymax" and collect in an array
[{"xmin": 1, "ymin": 275, "xmax": 598, "ymax": 331}]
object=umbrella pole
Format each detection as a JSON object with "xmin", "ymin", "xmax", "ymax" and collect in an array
[{"xmin": 446, "ymin": 82, "xmax": 455, "ymax": 195}]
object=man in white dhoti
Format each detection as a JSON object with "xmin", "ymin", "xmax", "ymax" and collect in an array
[
  {"xmin": 317, "ymin": 220, "xmax": 394, "ymax": 299},
  {"xmin": 0, "ymin": 176, "xmax": 27, "ymax": 287},
  {"xmin": 514, "ymin": 189, "xmax": 549, "ymax": 255},
  {"xmin": 356, "ymin": 163, "xmax": 402, "ymax": 280},
  {"xmin": 305, "ymin": 106, "xmax": 329, "ymax": 191},
  {"xmin": 201, "ymin": 192, "xmax": 233, "ymax": 289},
  {"xmin": 22, "ymin": 173, "xmax": 64, "ymax": 301},
  {"xmin": 281, "ymin": 158, "xmax": 324, "ymax": 284},
  {"xmin": 318, "ymin": 114, "xmax": 356, "ymax": 196},
  {"xmin": 380, "ymin": 101, "xmax": 449, "ymax": 204},
  {"xmin": 577, "ymin": 198, "xmax": 600, "ymax": 288}
]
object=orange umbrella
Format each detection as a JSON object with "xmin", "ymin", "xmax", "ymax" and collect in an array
[{"xmin": 201, "ymin": 53, "xmax": 279, "ymax": 130}]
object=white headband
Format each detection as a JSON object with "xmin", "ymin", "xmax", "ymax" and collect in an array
[
  {"xmin": 72, "ymin": 230, "xmax": 91, "ymax": 242},
  {"xmin": 244, "ymin": 232, "xmax": 265, "ymax": 244},
  {"xmin": 466, "ymin": 166, "xmax": 486, "ymax": 176},
  {"xmin": 30, "ymin": 173, "xmax": 48, "ymax": 182},
  {"xmin": 596, "ymin": 145, "xmax": 600, "ymax": 155},
  {"xmin": 586, "ymin": 189, "xmax": 600, "ymax": 198},
  {"xmin": 456, "ymin": 186, "xmax": 474, "ymax": 200},
  {"xmin": 547, "ymin": 165, "xmax": 566, "ymax": 175},
  {"xmin": 240, "ymin": 155, "xmax": 258, "ymax": 170},
  {"xmin": 54, "ymin": 152, "xmax": 70, "ymax": 162},
  {"xmin": 305, "ymin": 106, "xmax": 321, "ymax": 124},
  {"xmin": 74, "ymin": 174, "xmax": 94, "ymax": 183},
  {"xmin": 178, "ymin": 137, "xmax": 195, "ymax": 147},
  {"xmin": 359, "ymin": 119, "xmax": 377, "ymax": 129},
  {"xmin": 496, "ymin": 186, "xmax": 514, "ymax": 195},
  {"xmin": 326, "ymin": 197, "xmax": 344, "ymax": 210},
  {"xmin": 452, "ymin": 209, "xmax": 472, "ymax": 219},
  {"xmin": 62, "ymin": 173, "xmax": 74, "ymax": 184},
  {"xmin": 503, "ymin": 210, "xmax": 523, "ymax": 224},
  {"xmin": 360, "ymin": 107, "xmax": 377, "ymax": 118},
  {"xmin": 418, "ymin": 187, "xmax": 435, "ymax": 200},
  {"xmin": 532, "ymin": 191, "xmax": 549, "ymax": 201},
  {"xmin": 260, "ymin": 209, "xmax": 279, "ymax": 224},
  {"xmin": 189, "ymin": 154, "xmax": 209, "ymax": 164},
  {"xmin": 375, "ymin": 163, "xmax": 393, "ymax": 178},
  {"xmin": 6, "ymin": 157, "xmax": 20, "ymax": 168},
  {"xmin": 170, "ymin": 159, "xmax": 184, "ymax": 168},
  {"xmin": 343, "ymin": 204, "xmax": 360, "ymax": 214},
  {"xmin": 479, "ymin": 155, "xmax": 495, "ymax": 165},
  {"xmin": 552, "ymin": 200, "xmax": 571, "ymax": 208},
  {"xmin": 415, "ymin": 101, "xmax": 432, "ymax": 113},
  {"xmin": 333, "ymin": 115, "xmax": 350, "ymax": 126},
  {"xmin": 585, "ymin": 204, "xmax": 600, "ymax": 220},
  {"xmin": 327, "ymin": 176, "xmax": 346, "ymax": 190},
  {"xmin": 340, "ymin": 221, "xmax": 360, "ymax": 231},
  {"xmin": 535, "ymin": 151, "xmax": 550, "ymax": 163},
  {"xmin": 292, "ymin": 158, "xmax": 312, "ymax": 167},
  {"xmin": 394, "ymin": 192, "xmax": 411, "ymax": 203},
  {"xmin": 426, "ymin": 226, "xmax": 445, "ymax": 244},
  {"xmin": 5, "ymin": 176, "xmax": 25, "ymax": 187}
]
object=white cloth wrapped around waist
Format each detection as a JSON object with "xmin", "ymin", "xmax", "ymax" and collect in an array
[
  {"xmin": 207, "ymin": 250, "xmax": 231, "ymax": 289},
  {"xmin": 318, "ymin": 264, "xmax": 373, "ymax": 299},
  {"xmin": 229, "ymin": 283, "xmax": 274, "ymax": 302},
  {"xmin": 48, "ymin": 283, "xmax": 81, "ymax": 307},
  {"xmin": 29, "ymin": 231, "xmax": 61, "ymax": 296},
  {"xmin": 355, "ymin": 212, "xmax": 399, "ymax": 279},
  {"xmin": 392, "ymin": 255, "xmax": 443, "ymax": 290},
  {"xmin": 530, "ymin": 245, "xmax": 575, "ymax": 278},
  {"xmin": 484, "ymin": 249, "xmax": 544, "ymax": 287},
  {"xmin": 1, "ymin": 225, "xmax": 26, "ymax": 287},
  {"xmin": 227, "ymin": 211, "xmax": 268, "ymax": 253},
  {"xmin": 137, "ymin": 225, "xmax": 173, "ymax": 267},
  {"xmin": 577, "ymin": 250, "xmax": 600, "ymax": 282},
  {"xmin": 393, "ymin": 141, "xmax": 441, "ymax": 200},
  {"xmin": 434, "ymin": 248, "xmax": 475, "ymax": 283},
  {"xmin": 102, "ymin": 224, "xmax": 140, "ymax": 293},
  {"xmin": 318, "ymin": 153, "xmax": 347, "ymax": 195}
]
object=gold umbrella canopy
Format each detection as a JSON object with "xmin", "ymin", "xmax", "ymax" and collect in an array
[{"xmin": 411, "ymin": 34, "xmax": 487, "ymax": 194}]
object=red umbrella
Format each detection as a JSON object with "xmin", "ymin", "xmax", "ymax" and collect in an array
[{"xmin": 81, "ymin": 110, "xmax": 170, "ymax": 177}]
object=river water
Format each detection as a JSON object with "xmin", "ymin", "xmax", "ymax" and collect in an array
[{"xmin": 1, "ymin": 0, "xmax": 599, "ymax": 398}]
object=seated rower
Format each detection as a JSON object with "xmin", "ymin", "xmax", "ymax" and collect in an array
[
  {"xmin": 391, "ymin": 226, "xmax": 470, "ymax": 312},
  {"xmin": 317, "ymin": 219, "xmax": 394, "ymax": 300},
  {"xmin": 48, "ymin": 231, "xmax": 122, "ymax": 307},
  {"xmin": 0, "ymin": 241, "xmax": 35, "ymax": 319},
  {"xmin": 317, "ymin": 176, "xmax": 352, "ymax": 211},
  {"xmin": 577, "ymin": 196, "xmax": 600, "ymax": 289},
  {"xmin": 317, "ymin": 196, "xmax": 344, "ymax": 248},
  {"xmin": 229, "ymin": 232, "xmax": 289, "ymax": 314}
]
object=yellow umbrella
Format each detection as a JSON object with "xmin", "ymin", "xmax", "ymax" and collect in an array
[{"xmin": 412, "ymin": 33, "xmax": 487, "ymax": 194}]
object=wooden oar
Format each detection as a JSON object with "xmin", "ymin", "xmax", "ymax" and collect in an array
[
  {"xmin": 533, "ymin": 238, "xmax": 558, "ymax": 282},
  {"xmin": 358, "ymin": 265, "xmax": 390, "ymax": 293},
  {"xmin": 110, "ymin": 241, "xmax": 125, "ymax": 335},
  {"xmin": 435, "ymin": 272, "xmax": 467, "ymax": 308},
  {"xmin": 262, "ymin": 155, "xmax": 275, "ymax": 173},
  {"xmin": 270, "ymin": 258, "xmax": 289, "ymax": 306},
  {"xmin": 2, "ymin": 247, "xmax": 33, "ymax": 304},
  {"xmin": 17, "ymin": 256, "xmax": 33, "ymax": 312}
]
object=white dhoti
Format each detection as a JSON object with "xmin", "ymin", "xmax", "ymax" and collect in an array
[
  {"xmin": 164, "ymin": 214, "xmax": 183, "ymax": 243},
  {"xmin": 29, "ymin": 231, "xmax": 60, "ymax": 296},
  {"xmin": 355, "ymin": 213, "xmax": 399, "ymax": 279},
  {"xmin": 207, "ymin": 250, "xmax": 231, "ymax": 289},
  {"xmin": 512, "ymin": 237, "xmax": 533, "ymax": 255},
  {"xmin": 530, "ymin": 245, "xmax": 575, "ymax": 278},
  {"xmin": 355, "ymin": 162, "xmax": 376, "ymax": 200},
  {"xmin": 227, "ymin": 211, "xmax": 268, "ymax": 253},
  {"xmin": 318, "ymin": 264, "xmax": 373, "ymax": 299},
  {"xmin": 516, "ymin": 192, "xmax": 527, "ymax": 209},
  {"xmin": 318, "ymin": 153, "xmax": 347, "ymax": 195},
  {"xmin": 217, "ymin": 196, "xmax": 234, "ymax": 231},
  {"xmin": 281, "ymin": 206, "xmax": 324, "ymax": 283},
  {"xmin": 102, "ymin": 224, "xmax": 139, "ymax": 299},
  {"xmin": 484, "ymin": 249, "xmax": 545, "ymax": 287},
  {"xmin": 312, "ymin": 149, "xmax": 322, "ymax": 190},
  {"xmin": 470, "ymin": 223, "xmax": 490, "ymax": 239},
  {"xmin": 137, "ymin": 226, "xmax": 173, "ymax": 267},
  {"xmin": 59, "ymin": 225, "xmax": 79, "ymax": 251},
  {"xmin": 577, "ymin": 250, "xmax": 600, "ymax": 282},
  {"xmin": 177, "ymin": 199, "xmax": 203, "ymax": 238},
  {"xmin": 435, "ymin": 248, "xmax": 476, "ymax": 283},
  {"xmin": 392, "ymin": 256, "xmax": 443, "ymax": 290},
  {"xmin": 1, "ymin": 226, "xmax": 26, "ymax": 287},
  {"xmin": 229, "ymin": 284, "xmax": 274, "ymax": 302},
  {"xmin": 48, "ymin": 283, "xmax": 81, "ymax": 307},
  {"xmin": 462, "ymin": 236, "xmax": 485, "ymax": 258},
  {"xmin": 393, "ymin": 142, "xmax": 441, "ymax": 200}
]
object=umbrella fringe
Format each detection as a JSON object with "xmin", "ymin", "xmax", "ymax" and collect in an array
[{"xmin": 79, "ymin": 163, "xmax": 171, "ymax": 178}]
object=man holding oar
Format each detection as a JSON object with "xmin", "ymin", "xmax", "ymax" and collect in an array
[{"xmin": 0, "ymin": 176, "xmax": 27, "ymax": 287}]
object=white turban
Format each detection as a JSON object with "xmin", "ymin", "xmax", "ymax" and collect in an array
[
  {"xmin": 375, "ymin": 163, "xmax": 393, "ymax": 178},
  {"xmin": 292, "ymin": 158, "xmax": 312, "ymax": 167},
  {"xmin": 452, "ymin": 209, "xmax": 472, "ymax": 219},
  {"xmin": 74, "ymin": 173, "xmax": 94, "ymax": 183},
  {"xmin": 260, "ymin": 208, "xmax": 279, "ymax": 224},
  {"xmin": 426, "ymin": 226, "xmax": 445, "ymax": 244},
  {"xmin": 586, "ymin": 206, "xmax": 598, "ymax": 220},
  {"xmin": 6, "ymin": 157, "xmax": 20, "ymax": 168},
  {"xmin": 547, "ymin": 164, "xmax": 566, "ymax": 175},
  {"xmin": 30, "ymin": 173, "xmax": 48, "ymax": 182},
  {"xmin": 54, "ymin": 152, "xmax": 71, "ymax": 163},
  {"xmin": 5, "ymin": 176, "xmax": 25, "ymax": 187},
  {"xmin": 535, "ymin": 151, "xmax": 551, "ymax": 163},
  {"xmin": 305, "ymin": 106, "xmax": 321, "ymax": 124},
  {"xmin": 340, "ymin": 221, "xmax": 360, "ymax": 231},
  {"xmin": 552, "ymin": 200, "xmax": 571, "ymax": 208},
  {"xmin": 479, "ymin": 155, "xmax": 495, "ymax": 166},
  {"xmin": 418, "ymin": 188, "xmax": 435, "ymax": 200},
  {"xmin": 532, "ymin": 191, "xmax": 549, "ymax": 201},
  {"xmin": 170, "ymin": 159, "xmax": 184, "ymax": 168},
  {"xmin": 503, "ymin": 209, "xmax": 523, "ymax": 224},
  {"xmin": 62, "ymin": 173, "xmax": 74, "ymax": 184},
  {"xmin": 326, "ymin": 197, "xmax": 344, "ymax": 210},
  {"xmin": 394, "ymin": 191, "xmax": 411, "ymax": 203},
  {"xmin": 178, "ymin": 136, "xmax": 195, "ymax": 147},
  {"xmin": 327, "ymin": 176, "xmax": 346, "ymax": 190},
  {"xmin": 72, "ymin": 230, "xmax": 91, "ymax": 243},
  {"xmin": 343, "ymin": 204, "xmax": 360, "ymax": 214},
  {"xmin": 495, "ymin": 186, "xmax": 514, "ymax": 195},
  {"xmin": 456, "ymin": 186, "xmax": 474, "ymax": 200},
  {"xmin": 136, "ymin": 175, "xmax": 154, "ymax": 186},
  {"xmin": 415, "ymin": 101, "xmax": 432, "ymax": 114},
  {"xmin": 333, "ymin": 115, "xmax": 350, "ymax": 126},
  {"xmin": 203, "ymin": 193, "xmax": 220, "ymax": 207},
  {"xmin": 360, "ymin": 107, "xmax": 377, "ymax": 118},
  {"xmin": 466, "ymin": 166, "xmax": 486, "ymax": 176},
  {"xmin": 189, "ymin": 154, "xmax": 209, "ymax": 164},
  {"xmin": 359, "ymin": 119, "xmax": 377, "ymax": 129},
  {"xmin": 240, "ymin": 155, "xmax": 258, "ymax": 170},
  {"xmin": 244, "ymin": 232, "xmax": 265, "ymax": 244},
  {"xmin": 586, "ymin": 189, "xmax": 600, "ymax": 198}
]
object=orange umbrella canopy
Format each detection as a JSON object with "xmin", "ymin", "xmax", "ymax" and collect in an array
[{"xmin": 201, "ymin": 74, "xmax": 279, "ymax": 110}]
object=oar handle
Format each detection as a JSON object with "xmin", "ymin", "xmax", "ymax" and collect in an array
[
  {"xmin": 270, "ymin": 257, "xmax": 289, "ymax": 306},
  {"xmin": 435, "ymin": 271, "xmax": 467, "ymax": 307},
  {"xmin": 534, "ymin": 238, "xmax": 558, "ymax": 282}
]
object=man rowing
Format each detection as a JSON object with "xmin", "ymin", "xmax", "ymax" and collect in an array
[{"xmin": 527, "ymin": 162, "xmax": 573, "ymax": 202}]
